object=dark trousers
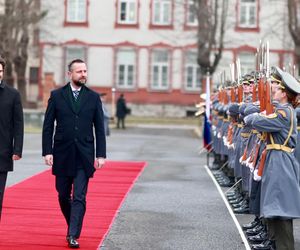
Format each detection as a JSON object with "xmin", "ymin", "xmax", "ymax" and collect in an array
[
  {"xmin": 0, "ymin": 172, "xmax": 8, "ymax": 221},
  {"xmin": 267, "ymin": 218, "xmax": 294, "ymax": 250},
  {"xmin": 55, "ymin": 169, "xmax": 89, "ymax": 239},
  {"xmin": 117, "ymin": 117, "xmax": 125, "ymax": 129}
]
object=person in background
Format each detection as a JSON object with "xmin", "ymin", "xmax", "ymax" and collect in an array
[
  {"xmin": 100, "ymin": 93, "xmax": 110, "ymax": 136},
  {"xmin": 116, "ymin": 93, "xmax": 128, "ymax": 129},
  {"xmin": 42, "ymin": 59, "xmax": 106, "ymax": 248},
  {"xmin": 0, "ymin": 57, "xmax": 24, "ymax": 221}
]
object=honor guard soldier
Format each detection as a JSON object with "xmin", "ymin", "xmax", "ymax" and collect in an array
[{"xmin": 244, "ymin": 67, "xmax": 300, "ymax": 250}]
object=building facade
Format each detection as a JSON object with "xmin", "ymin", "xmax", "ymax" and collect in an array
[{"xmin": 39, "ymin": 0, "xmax": 294, "ymax": 117}]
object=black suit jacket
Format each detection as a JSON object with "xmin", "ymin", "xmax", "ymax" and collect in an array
[
  {"xmin": 42, "ymin": 83, "xmax": 106, "ymax": 177},
  {"xmin": 0, "ymin": 82, "xmax": 24, "ymax": 172}
]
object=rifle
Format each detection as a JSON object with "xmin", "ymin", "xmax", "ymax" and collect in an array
[{"xmin": 257, "ymin": 41, "xmax": 273, "ymax": 178}]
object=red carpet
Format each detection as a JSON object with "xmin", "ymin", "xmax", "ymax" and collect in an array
[{"xmin": 0, "ymin": 161, "xmax": 146, "ymax": 249}]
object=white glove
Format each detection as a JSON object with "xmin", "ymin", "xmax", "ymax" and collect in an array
[
  {"xmin": 253, "ymin": 169, "xmax": 261, "ymax": 182},
  {"xmin": 239, "ymin": 156, "xmax": 244, "ymax": 163}
]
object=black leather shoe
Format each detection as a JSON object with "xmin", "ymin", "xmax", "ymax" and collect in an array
[
  {"xmin": 242, "ymin": 218, "xmax": 260, "ymax": 230},
  {"xmin": 68, "ymin": 236, "xmax": 80, "ymax": 248},
  {"xmin": 219, "ymin": 181, "xmax": 233, "ymax": 187},
  {"xmin": 228, "ymin": 194, "xmax": 242, "ymax": 201},
  {"xmin": 229, "ymin": 196, "xmax": 244, "ymax": 204},
  {"xmin": 251, "ymin": 239, "xmax": 275, "ymax": 250},
  {"xmin": 226, "ymin": 192, "xmax": 239, "ymax": 198},
  {"xmin": 246, "ymin": 224, "xmax": 264, "ymax": 236},
  {"xmin": 248, "ymin": 231, "xmax": 268, "ymax": 244},
  {"xmin": 232, "ymin": 199, "xmax": 248, "ymax": 208},
  {"xmin": 233, "ymin": 202, "xmax": 249, "ymax": 214}
]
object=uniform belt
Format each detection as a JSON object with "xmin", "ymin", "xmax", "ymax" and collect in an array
[
  {"xmin": 251, "ymin": 129, "xmax": 259, "ymax": 134},
  {"xmin": 241, "ymin": 132, "xmax": 250, "ymax": 138},
  {"xmin": 237, "ymin": 124, "xmax": 244, "ymax": 128},
  {"xmin": 266, "ymin": 144, "xmax": 294, "ymax": 153},
  {"xmin": 297, "ymin": 126, "xmax": 300, "ymax": 131},
  {"xmin": 223, "ymin": 118, "xmax": 229, "ymax": 122},
  {"xmin": 218, "ymin": 116, "xmax": 223, "ymax": 119}
]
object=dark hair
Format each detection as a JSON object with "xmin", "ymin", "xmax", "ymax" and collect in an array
[
  {"xmin": 0, "ymin": 57, "xmax": 6, "ymax": 71},
  {"xmin": 284, "ymin": 88, "xmax": 298, "ymax": 108},
  {"xmin": 68, "ymin": 59, "xmax": 85, "ymax": 71}
]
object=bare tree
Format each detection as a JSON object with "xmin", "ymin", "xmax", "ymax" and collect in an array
[
  {"xmin": 0, "ymin": 0, "xmax": 46, "ymax": 105},
  {"xmin": 288, "ymin": 0, "xmax": 300, "ymax": 71},
  {"xmin": 194, "ymin": 0, "xmax": 228, "ymax": 75}
]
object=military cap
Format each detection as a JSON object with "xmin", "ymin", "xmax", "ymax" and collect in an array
[
  {"xmin": 228, "ymin": 103, "xmax": 240, "ymax": 116},
  {"xmin": 271, "ymin": 66, "xmax": 300, "ymax": 94},
  {"xmin": 241, "ymin": 74, "xmax": 255, "ymax": 85}
]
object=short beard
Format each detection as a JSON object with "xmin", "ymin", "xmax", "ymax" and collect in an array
[{"xmin": 73, "ymin": 79, "xmax": 86, "ymax": 87}]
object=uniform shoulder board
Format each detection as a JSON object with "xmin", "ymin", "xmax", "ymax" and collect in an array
[{"xmin": 277, "ymin": 109, "xmax": 287, "ymax": 118}]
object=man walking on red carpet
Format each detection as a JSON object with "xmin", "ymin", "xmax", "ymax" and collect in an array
[
  {"xmin": 42, "ymin": 59, "xmax": 106, "ymax": 248},
  {"xmin": 0, "ymin": 57, "xmax": 24, "ymax": 221}
]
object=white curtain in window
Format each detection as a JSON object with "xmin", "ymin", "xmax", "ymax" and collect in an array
[
  {"xmin": 153, "ymin": 0, "xmax": 171, "ymax": 25},
  {"xmin": 116, "ymin": 49, "xmax": 136, "ymax": 88},
  {"xmin": 67, "ymin": 0, "xmax": 87, "ymax": 22}
]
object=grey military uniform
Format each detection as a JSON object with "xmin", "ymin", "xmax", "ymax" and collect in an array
[{"xmin": 247, "ymin": 103, "xmax": 300, "ymax": 219}]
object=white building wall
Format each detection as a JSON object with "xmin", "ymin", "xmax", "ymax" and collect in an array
[
  {"xmin": 39, "ymin": 0, "xmax": 296, "ymax": 115},
  {"xmin": 88, "ymin": 47, "xmax": 113, "ymax": 87},
  {"xmin": 139, "ymin": 48, "xmax": 149, "ymax": 89}
]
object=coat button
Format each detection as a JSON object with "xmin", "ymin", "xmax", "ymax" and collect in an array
[
  {"xmin": 74, "ymin": 138, "xmax": 78, "ymax": 142},
  {"xmin": 75, "ymin": 126, "xmax": 78, "ymax": 130}
]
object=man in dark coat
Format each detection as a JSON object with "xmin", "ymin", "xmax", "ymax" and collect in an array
[
  {"xmin": 0, "ymin": 57, "xmax": 24, "ymax": 221},
  {"xmin": 116, "ymin": 93, "xmax": 128, "ymax": 129},
  {"xmin": 42, "ymin": 59, "xmax": 106, "ymax": 248}
]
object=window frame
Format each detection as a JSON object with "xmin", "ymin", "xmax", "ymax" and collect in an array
[
  {"xmin": 235, "ymin": 0, "xmax": 260, "ymax": 32},
  {"xmin": 238, "ymin": 51, "xmax": 256, "ymax": 76},
  {"xmin": 149, "ymin": 49, "xmax": 171, "ymax": 91},
  {"xmin": 115, "ymin": 0, "xmax": 140, "ymax": 28},
  {"xmin": 115, "ymin": 48, "xmax": 137, "ymax": 90},
  {"xmin": 185, "ymin": 0, "xmax": 198, "ymax": 28},
  {"xmin": 64, "ymin": 0, "xmax": 89, "ymax": 27},
  {"xmin": 184, "ymin": 50, "xmax": 201, "ymax": 92},
  {"xmin": 149, "ymin": 0, "xmax": 174, "ymax": 29}
]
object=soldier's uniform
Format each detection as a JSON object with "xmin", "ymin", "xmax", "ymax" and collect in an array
[{"xmin": 244, "ymin": 67, "xmax": 300, "ymax": 250}]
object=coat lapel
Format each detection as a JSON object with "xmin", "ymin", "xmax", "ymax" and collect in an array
[
  {"xmin": 77, "ymin": 85, "xmax": 91, "ymax": 114},
  {"xmin": 61, "ymin": 83, "xmax": 76, "ymax": 114}
]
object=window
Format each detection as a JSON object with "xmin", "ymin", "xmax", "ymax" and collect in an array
[
  {"xmin": 66, "ymin": 0, "xmax": 87, "ymax": 23},
  {"xmin": 185, "ymin": 51, "xmax": 201, "ymax": 91},
  {"xmin": 29, "ymin": 67, "xmax": 39, "ymax": 85},
  {"xmin": 150, "ymin": 50, "xmax": 170, "ymax": 90},
  {"xmin": 116, "ymin": 49, "xmax": 136, "ymax": 89},
  {"xmin": 239, "ymin": 0, "xmax": 257, "ymax": 28},
  {"xmin": 186, "ymin": 0, "xmax": 198, "ymax": 26},
  {"xmin": 152, "ymin": 0, "xmax": 172, "ymax": 25},
  {"xmin": 118, "ymin": 0, "xmax": 137, "ymax": 24},
  {"xmin": 239, "ymin": 52, "xmax": 255, "ymax": 75}
]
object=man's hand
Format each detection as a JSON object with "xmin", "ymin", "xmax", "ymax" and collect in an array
[
  {"xmin": 94, "ymin": 157, "xmax": 105, "ymax": 170},
  {"xmin": 12, "ymin": 154, "xmax": 21, "ymax": 161},
  {"xmin": 44, "ymin": 154, "xmax": 53, "ymax": 166}
]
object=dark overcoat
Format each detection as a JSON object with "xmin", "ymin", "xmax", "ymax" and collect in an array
[
  {"xmin": 0, "ymin": 82, "xmax": 24, "ymax": 172},
  {"xmin": 42, "ymin": 83, "xmax": 106, "ymax": 178},
  {"xmin": 116, "ymin": 97, "xmax": 127, "ymax": 118}
]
